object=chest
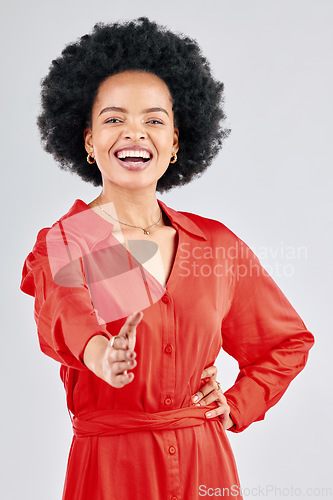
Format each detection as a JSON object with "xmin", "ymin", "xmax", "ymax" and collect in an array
[
  {"xmin": 148, "ymin": 226, "xmax": 178, "ymax": 286},
  {"xmin": 121, "ymin": 226, "xmax": 178, "ymax": 288}
]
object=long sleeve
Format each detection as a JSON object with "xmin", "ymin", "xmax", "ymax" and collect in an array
[
  {"xmin": 20, "ymin": 227, "xmax": 112, "ymax": 369},
  {"xmin": 221, "ymin": 238, "xmax": 314, "ymax": 433}
]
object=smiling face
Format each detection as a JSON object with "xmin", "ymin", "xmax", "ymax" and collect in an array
[{"xmin": 84, "ymin": 71, "xmax": 179, "ymax": 193}]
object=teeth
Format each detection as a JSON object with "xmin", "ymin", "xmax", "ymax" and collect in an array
[{"xmin": 116, "ymin": 150, "xmax": 151, "ymax": 159}]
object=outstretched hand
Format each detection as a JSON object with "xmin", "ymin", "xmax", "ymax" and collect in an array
[{"xmin": 83, "ymin": 311, "xmax": 143, "ymax": 388}]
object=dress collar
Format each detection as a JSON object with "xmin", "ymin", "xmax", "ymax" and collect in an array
[
  {"xmin": 156, "ymin": 199, "xmax": 207, "ymax": 241},
  {"xmin": 68, "ymin": 199, "xmax": 207, "ymax": 241}
]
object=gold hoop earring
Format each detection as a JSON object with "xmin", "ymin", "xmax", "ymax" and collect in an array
[
  {"xmin": 87, "ymin": 153, "xmax": 96, "ymax": 164},
  {"xmin": 170, "ymin": 152, "xmax": 177, "ymax": 164}
]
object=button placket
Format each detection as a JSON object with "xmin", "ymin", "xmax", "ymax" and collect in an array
[
  {"xmin": 160, "ymin": 291, "xmax": 176, "ymax": 409},
  {"xmin": 159, "ymin": 285, "xmax": 181, "ymax": 498}
]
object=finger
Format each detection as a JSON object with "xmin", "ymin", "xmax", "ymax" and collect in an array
[
  {"xmin": 205, "ymin": 404, "xmax": 230, "ymax": 423},
  {"xmin": 192, "ymin": 379, "xmax": 218, "ymax": 404},
  {"xmin": 194, "ymin": 389, "xmax": 221, "ymax": 407},
  {"xmin": 110, "ymin": 335, "xmax": 128, "ymax": 350},
  {"xmin": 119, "ymin": 311, "xmax": 143, "ymax": 350},
  {"xmin": 191, "ymin": 390, "xmax": 204, "ymax": 404},
  {"xmin": 113, "ymin": 358, "xmax": 137, "ymax": 375},
  {"xmin": 205, "ymin": 392, "xmax": 230, "ymax": 419},
  {"xmin": 109, "ymin": 348, "xmax": 136, "ymax": 363},
  {"xmin": 114, "ymin": 370, "xmax": 135, "ymax": 387},
  {"xmin": 201, "ymin": 365, "xmax": 217, "ymax": 381},
  {"xmin": 206, "ymin": 391, "xmax": 230, "ymax": 418},
  {"xmin": 121, "ymin": 311, "xmax": 143, "ymax": 337}
]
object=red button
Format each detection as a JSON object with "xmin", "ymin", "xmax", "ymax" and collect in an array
[
  {"xmin": 171, "ymin": 497, "xmax": 178, "ymax": 500},
  {"xmin": 162, "ymin": 294, "xmax": 170, "ymax": 303},
  {"xmin": 169, "ymin": 446, "xmax": 176, "ymax": 455},
  {"xmin": 164, "ymin": 344, "xmax": 173, "ymax": 354},
  {"xmin": 164, "ymin": 397, "xmax": 172, "ymax": 405}
]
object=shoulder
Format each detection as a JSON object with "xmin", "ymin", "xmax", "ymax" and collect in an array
[
  {"xmin": 31, "ymin": 199, "xmax": 91, "ymax": 250},
  {"xmin": 21, "ymin": 200, "xmax": 88, "ymax": 294},
  {"xmin": 175, "ymin": 208, "xmax": 259, "ymax": 265},
  {"xmin": 179, "ymin": 209, "xmax": 241, "ymax": 244}
]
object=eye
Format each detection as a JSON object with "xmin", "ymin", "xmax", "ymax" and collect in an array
[
  {"xmin": 105, "ymin": 118, "xmax": 122, "ymax": 124},
  {"xmin": 147, "ymin": 119, "xmax": 163, "ymax": 125}
]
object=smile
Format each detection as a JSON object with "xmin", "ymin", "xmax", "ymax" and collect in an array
[
  {"xmin": 114, "ymin": 156, "xmax": 152, "ymax": 171},
  {"xmin": 114, "ymin": 145, "xmax": 153, "ymax": 171}
]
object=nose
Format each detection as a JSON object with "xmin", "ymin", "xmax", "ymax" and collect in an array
[{"xmin": 123, "ymin": 119, "xmax": 147, "ymax": 141}]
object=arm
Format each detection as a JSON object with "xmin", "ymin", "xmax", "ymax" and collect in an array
[
  {"xmin": 20, "ymin": 227, "xmax": 115, "ymax": 369},
  {"xmin": 20, "ymin": 225, "xmax": 144, "ymax": 386},
  {"xmin": 221, "ymin": 239, "xmax": 314, "ymax": 433}
]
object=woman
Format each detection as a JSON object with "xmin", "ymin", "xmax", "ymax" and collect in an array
[{"xmin": 20, "ymin": 17, "xmax": 314, "ymax": 500}]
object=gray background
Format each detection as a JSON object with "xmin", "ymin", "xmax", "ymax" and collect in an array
[{"xmin": 2, "ymin": 1, "xmax": 332, "ymax": 499}]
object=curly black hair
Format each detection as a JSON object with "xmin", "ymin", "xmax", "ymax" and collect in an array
[{"xmin": 37, "ymin": 17, "xmax": 231, "ymax": 193}]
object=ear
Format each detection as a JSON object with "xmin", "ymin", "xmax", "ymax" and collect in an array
[
  {"xmin": 173, "ymin": 127, "xmax": 179, "ymax": 153},
  {"xmin": 84, "ymin": 128, "xmax": 93, "ymax": 154}
]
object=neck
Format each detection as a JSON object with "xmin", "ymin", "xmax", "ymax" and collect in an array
[{"xmin": 94, "ymin": 183, "xmax": 162, "ymax": 229}]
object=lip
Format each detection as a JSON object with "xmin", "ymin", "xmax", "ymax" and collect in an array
[
  {"xmin": 113, "ymin": 144, "xmax": 153, "ymax": 171},
  {"xmin": 114, "ymin": 156, "xmax": 152, "ymax": 171}
]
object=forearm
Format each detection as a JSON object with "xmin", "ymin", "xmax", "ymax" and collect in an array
[{"xmin": 225, "ymin": 328, "xmax": 313, "ymax": 433}]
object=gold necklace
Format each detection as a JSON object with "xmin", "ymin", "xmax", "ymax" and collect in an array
[{"xmin": 93, "ymin": 200, "xmax": 162, "ymax": 235}]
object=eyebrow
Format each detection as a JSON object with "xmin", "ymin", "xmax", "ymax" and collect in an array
[{"xmin": 99, "ymin": 106, "xmax": 169, "ymax": 117}]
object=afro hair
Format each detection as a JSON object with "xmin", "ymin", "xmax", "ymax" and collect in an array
[{"xmin": 37, "ymin": 17, "xmax": 231, "ymax": 193}]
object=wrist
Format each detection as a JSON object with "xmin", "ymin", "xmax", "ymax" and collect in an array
[{"xmin": 226, "ymin": 415, "xmax": 235, "ymax": 430}]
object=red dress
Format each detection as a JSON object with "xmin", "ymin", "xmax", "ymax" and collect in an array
[{"xmin": 20, "ymin": 198, "xmax": 314, "ymax": 500}]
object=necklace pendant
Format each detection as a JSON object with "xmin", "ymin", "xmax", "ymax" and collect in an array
[{"xmin": 144, "ymin": 229, "xmax": 150, "ymax": 235}]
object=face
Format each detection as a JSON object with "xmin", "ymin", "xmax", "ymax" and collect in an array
[{"xmin": 84, "ymin": 71, "xmax": 179, "ymax": 192}]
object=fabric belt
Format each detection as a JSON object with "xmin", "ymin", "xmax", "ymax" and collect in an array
[{"xmin": 72, "ymin": 403, "xmax": 220, "ymax": 437}]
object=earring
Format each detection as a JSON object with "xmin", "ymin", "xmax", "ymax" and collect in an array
[
  {"xmin": 87, "ymin": 153, "xmax": 96, "ymax": 164},
  {"xmin": 170, "ymin": 152, "xmax": 177, "ymax": 164}
]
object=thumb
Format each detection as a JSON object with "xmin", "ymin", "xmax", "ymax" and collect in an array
[{"xmin": 120, "ymin": 311, "xmax": 143, "ymax": 340}]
